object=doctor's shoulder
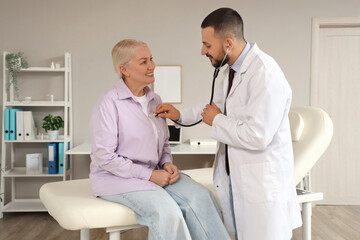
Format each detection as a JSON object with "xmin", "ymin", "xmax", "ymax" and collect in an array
[{"xmin": 248, "ymin": 50, "xmax": 287, "ymax": 80}]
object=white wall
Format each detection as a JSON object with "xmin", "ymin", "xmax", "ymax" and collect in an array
[{"xmin": 1, "ymin": 0, "xmax": 360, "ymax": 178}]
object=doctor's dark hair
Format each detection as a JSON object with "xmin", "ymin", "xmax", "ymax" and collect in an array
[
  {"xmin": 201, "ymin": 8, "xmax": 244, "ymax": 40},
  {"xmin": 112, "ymin": 39, "xmax": 147, "ymax": 79}
]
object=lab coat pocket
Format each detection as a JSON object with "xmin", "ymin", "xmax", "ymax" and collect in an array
[{"xmin": 240, "ymin": 162, "xmax": 277, "ymax": 203}]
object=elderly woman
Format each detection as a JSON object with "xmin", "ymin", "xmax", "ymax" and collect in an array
[{"xmin": 90, "ymin": 39, "xmax": 230, "ymax": 240}]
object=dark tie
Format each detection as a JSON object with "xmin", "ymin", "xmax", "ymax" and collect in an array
[
  {"xmin": 227, "ymin": 68, "xmax": 235, "ymax": 96},
  {"xmin": 225, "ymin": 68, "xmax": 235, "ymax": 175}
]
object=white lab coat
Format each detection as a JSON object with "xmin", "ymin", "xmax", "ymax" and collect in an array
[{"xmin": 180, "ymin": 43, "xmax": 302, "ymax": 240}]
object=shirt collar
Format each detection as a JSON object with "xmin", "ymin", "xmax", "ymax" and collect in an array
[
  {"xmin": 230, "ymin": 42, "xmax": 251, "ymax": 73},
  {"xmin": 115, "ymin": 79, "xmax": 155, "ymax": 102}
]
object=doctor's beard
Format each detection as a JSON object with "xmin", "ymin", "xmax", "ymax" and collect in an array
[{"xmin": 207, "ymin": 49, "xmax": 230, "ymax": 68}]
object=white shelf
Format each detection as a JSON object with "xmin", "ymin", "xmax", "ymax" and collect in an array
[
  {"xmin": 22, "ymin": 67, "xmax": 66, "ymax": 72},
  {"xmin": 4, "ymin": 135, "xmax": 70, "ymax": 143},
  {"xmin": 1, "ymin": 52, "xmax": 72, "ymax": 217},
  {"xmin": 5, "ymin": 67, "xmax": 66, "ymax": 72},
  {"xmin": 3, "ymin": 167, "xmax": 64, "ymax": 177},
  {"xmin": 2, "ymin": 199, "xmax": 47, "ymax": 212},
  {"xmin": 5, "ymin": 101, "xmax": 69, "ymax": 107}
]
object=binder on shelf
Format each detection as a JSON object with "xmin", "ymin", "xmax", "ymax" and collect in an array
[
  {"xmin": 16, "ymin": 111, "xmax": 24, "ymax": 140},
  {"xmin": 67, "ymin": 142, "xmax": 70, "ymax": 170},
  {"xmin": 47, "ymin": 143, "xmax": 58, "ymax": 174},
  {"xmin": 23, "ymin": 111, "xmax": 36, "ymax": 140},
  {"xmin": 58, "ymin": 142, "xmax": 71, "ymax": 174},
  {"xmin": 58, "ymin": 142, "xmax": 64, "ymax": 174},
  {"xmin": 4, "ymin": 109, "xmax": 10, "ymax": 140},
  {"xmin": 9, "ymin": 109, "xmax": 21, "ymax": 140}
]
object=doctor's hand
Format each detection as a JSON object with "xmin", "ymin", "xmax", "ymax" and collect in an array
[
  {"xmin": 155, "ymin": 104, "xmax": 180, "ymax": 121},
  {"xmin": 163, "ymin": 162, "xmax": 180, "ymax": 184},
  {"xmin": 150, "ymin": 170, "xmax": 171, "ymax": 187},
  {"xmin": 201, "ymin": 102, "xmax": 222, "ymax": 126}
]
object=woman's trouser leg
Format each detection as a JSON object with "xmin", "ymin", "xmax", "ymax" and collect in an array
[
  {"xmin": 164, "ymin": 174, "xmax": 231, "ymax": 240},
  {"xmin": 100, "ymin": 185, "xmax": 192, "ymax": 240}
]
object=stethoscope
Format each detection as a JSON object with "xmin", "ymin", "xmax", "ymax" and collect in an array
[{"xmin": 172, "ymin": 46, "xmax": 230, "ymax": 127}]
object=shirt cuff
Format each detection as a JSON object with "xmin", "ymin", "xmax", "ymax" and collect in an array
[
  {"xmin": 213, "ymin": 113, "xmax": 223, "ymax": 126},
  {"xmin": 178, "ymin": 114, "xmax": 182, "ymax": 123},
  {"xmin": 211, "ymin": 113, "xmax": 226, "ymax": 138},
  {"xmin": 159, "ymin": 157, "xmax": 172, "ymax": 168},
  {"xmin": 137, "ymin": 166, "xmax": 153, "ymax": 181},
  {"xmin": 173, "ymin": 114, "xmax": 182, "ymax": 128}
]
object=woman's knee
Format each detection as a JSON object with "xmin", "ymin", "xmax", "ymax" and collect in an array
[
  {"xmin": 152, "ymin": 202, "xmax": 185, "ymax": 225},
  {"xmin": 187, "ymin": 182, "xmax": 214, "ymax": 203}
]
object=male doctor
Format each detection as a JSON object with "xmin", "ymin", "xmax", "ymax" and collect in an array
[{"xmin": 155, "ymin": 7, "xmax": 302, "ymax": 240}]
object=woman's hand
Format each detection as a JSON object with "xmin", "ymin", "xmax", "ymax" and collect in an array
[
  {"xmin": 149, "ymin": 170, "xmax": 171, "ymax": 187},
  {"xmin": 155, "ymin": 104, "xmax": 180, "ymax": 121},
  {"xmin": 163, "ymin": 162, "xmax": 180, "ymax": 184}
]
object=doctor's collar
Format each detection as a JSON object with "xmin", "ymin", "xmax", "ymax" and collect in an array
[{"xmin": 229, "ymin": 42, "xmax": 251, "ymax": 73}]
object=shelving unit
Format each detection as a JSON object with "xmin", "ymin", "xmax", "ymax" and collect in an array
[{"xmin": 0, "ymin": 52, "xmax": 72, "ymax": 218}]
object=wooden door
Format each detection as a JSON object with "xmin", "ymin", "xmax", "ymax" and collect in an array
[{"xmin": 311, "ymin": 18, "xmax": 360, "ymax": 204}]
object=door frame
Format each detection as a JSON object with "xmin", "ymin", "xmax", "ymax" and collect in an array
[{"xmin": 311, "ymin": 17, "xmax": 360, "ymax": 105}]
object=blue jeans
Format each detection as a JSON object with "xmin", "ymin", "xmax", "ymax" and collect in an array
[{"xmin": 101, "ymin": 174, "xmax": 230, "ymax": 240}]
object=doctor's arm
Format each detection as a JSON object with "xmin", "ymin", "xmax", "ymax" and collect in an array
[
  {"xmin": 155, "ymin": 103, "xmax": 207, "ymax": 125},
  {"xmin": 211, "ymin": 70, "xmax": 290, "ymax": 151}
]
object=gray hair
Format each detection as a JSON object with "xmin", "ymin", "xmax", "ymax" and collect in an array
[{"xmin": 112, "ymin": 39, "xmax": 147, "ymax": 78}]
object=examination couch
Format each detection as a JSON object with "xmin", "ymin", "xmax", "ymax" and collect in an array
[{"xmin": 39, "ymin": 106, "xmax": 333, "ymax": 240}]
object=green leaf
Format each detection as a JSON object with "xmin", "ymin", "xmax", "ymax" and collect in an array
[{"xmin": 42, "ymin": 114, "xmax": 64, "ymax": 131}]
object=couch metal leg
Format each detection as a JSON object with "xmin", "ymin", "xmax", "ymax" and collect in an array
[
  {"xmin": 302, "ymin": 202, "xmax": 312, "ymax": 240},
  {"xmin": 109, "ymin": 231, "xmax": 121, "ymax": 240},
  {"xmin": 80, "ymin": 229, "xmax": 90, "ymax": 240},
  {"xmin": 106, "ymin": 224, "xmax": 143, "ymax": 240}
]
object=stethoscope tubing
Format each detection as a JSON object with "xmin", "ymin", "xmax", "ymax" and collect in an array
[
  {"xmin": 171, "ymin": 68, "xmax": 219, "ymax": 127},
  {"xmin": 172, "ymin": 48, "xmax": 228, "ymax": 127}
]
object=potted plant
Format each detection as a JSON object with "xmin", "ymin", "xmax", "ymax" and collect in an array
[
  {"xmin": 42, "ymin": 114, "xmax": 64, "ymax": 140},
  {"xmin": 5, "ymin": 52, "xmax": 29, "ymax": 99}
]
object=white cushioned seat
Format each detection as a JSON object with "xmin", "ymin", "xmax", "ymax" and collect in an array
[{"xmin": 39, "ymin": 179, "xmax": 137, "ymax": 230}]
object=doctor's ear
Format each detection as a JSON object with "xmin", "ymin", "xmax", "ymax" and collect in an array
[{"xmin": 224, "ymin": 38, "xmax": 233, "ymax": 50}]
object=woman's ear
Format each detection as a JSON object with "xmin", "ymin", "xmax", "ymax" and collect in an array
[{"xmin": 119, "ymin": 65, "xmax": 129, "ymax": 78}]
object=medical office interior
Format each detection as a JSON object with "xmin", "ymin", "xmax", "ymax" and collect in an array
[{"xmin": 0, "ymin": 0, "xmax": 360, "ymax": 239}]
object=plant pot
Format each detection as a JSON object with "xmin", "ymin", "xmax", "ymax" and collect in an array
[{"xmin": 47, "ymin": 130, "xmax": 59, "ymax": 140}]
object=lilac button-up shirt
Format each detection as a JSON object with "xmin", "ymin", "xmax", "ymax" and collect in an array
[{"xmin": 90, "ymin": 79, "xmax": 172, "ymax": 196}]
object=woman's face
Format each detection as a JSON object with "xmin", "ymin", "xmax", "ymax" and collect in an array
[{"xmin": 123, "ymin": 45, "xmax": 155, "ymax": 86}]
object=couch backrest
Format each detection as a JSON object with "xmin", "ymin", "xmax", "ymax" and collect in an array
[{"xmin": 289, "ymin": 107, "xmax": 333, "ymax": 185}]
